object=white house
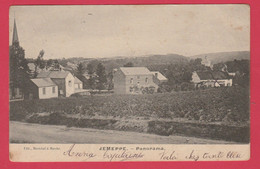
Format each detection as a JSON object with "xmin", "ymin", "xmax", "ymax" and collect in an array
[
  {"xmin": 30, "ymin": 78, "xmax": 58, "ymax": 99},
  {"xmin": 37, "ymin": 71, "xmax": 77, "ymax": 97},
  {"xmin": 192, "ymin": 71, "xmax": 232, "ymax": 88}
]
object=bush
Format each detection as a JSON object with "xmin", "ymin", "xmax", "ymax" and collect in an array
[{"xmin": 10, "ymin": 86, "xmax": 249, "ymax": 124}]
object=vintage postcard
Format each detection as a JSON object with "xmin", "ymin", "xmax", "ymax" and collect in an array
[{"xmin": 9, "ymin": 4, "xmax": 250, "ymax": 162}]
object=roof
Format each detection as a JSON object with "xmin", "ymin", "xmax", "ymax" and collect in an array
[
  {"xmin": 120, "ymin": 67, "xmax": 152, "ymax": 76},
  {"xmin": 37, "ymin": 71, "xmax": 70, "ymax": 79},
  {"xmin": 196, "ymin": 72, "xmax": 214, "ymax": 80},
  {"xmin": 196, "ymin": 71, "xmax": 230, "ymax": 80},
  {"xmin": 12, "ymin": 19, "xmax": 19, "ymax": 45},
  {"xmin": 31, "ymin": 78, "xmax": 57, "ymax": 87},
  {"xmin": 74, "ymin": 76, "xmax": 82, "ymax": 84},
  {"xmin": 151, "ymin": 71, "xmax": 167, "ymax": 81},
  {"xmin": 211, "ymin": 71, "xmax": 231, "ymax": 80}
]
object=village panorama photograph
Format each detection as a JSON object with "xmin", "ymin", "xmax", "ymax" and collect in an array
[{"xmin": 9, "ymin": 5, "xmax": 250, "ymax": 144}]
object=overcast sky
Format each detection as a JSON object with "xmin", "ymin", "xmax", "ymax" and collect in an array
[{"xmin": 9, "ymin": 5, "xmax": 250, "ymax": 59}]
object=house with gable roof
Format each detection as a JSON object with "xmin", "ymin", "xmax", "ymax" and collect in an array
[
  {"xmin": 29, "ymin": 78, "xmax": 58, "ymax": 99},
  {"xmin": 192, "ymin": 71, "xmax": 232, "ymax": 88},
  {"xmin": 28, "ymin": 70, "xmax": 84, "ymax": 99},
  {"xmin": 113, "ymin": 67, "xmax": 161, "ymax": 94},
  {"xmin": 36, "ymin": 71, "xmax": 81, "ymax": 97}
]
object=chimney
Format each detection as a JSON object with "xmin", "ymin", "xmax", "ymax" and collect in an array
[{"xmin": 155, "ymin": 72, "xmax": 158, "ymax": 78}]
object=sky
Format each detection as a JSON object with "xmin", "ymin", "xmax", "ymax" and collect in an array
[{"xmin": 9, "ymin": 5, "xmax": 250, "ymax": 59}]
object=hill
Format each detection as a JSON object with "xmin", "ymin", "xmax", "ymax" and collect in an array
[
  {"xmin": 61, "ymin": 54, "xmax": 189, "ymax": 73},
  {"xmin": 191, "ymin": 51, "xmax": 250, "ymax": 64},
  {"xmin": 58, "ymin": 51, "xmax": 250, "ymax": 73}
]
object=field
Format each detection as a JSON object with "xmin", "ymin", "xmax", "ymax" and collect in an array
[{"xmin": 10, "ymin": 86, "xmax": 250, "ymax": 143}]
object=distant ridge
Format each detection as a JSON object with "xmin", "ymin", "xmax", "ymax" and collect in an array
[
  {"xmin": 58, "ymin": 51, "xmax": 250, "ymax": 73},
  {"xmin": 190, "ymin": 51, "xmax": 250, "ymax": 64},
  {"xmin": 83, "ymin": 54, "xmax": 189, "ymax": 72}
]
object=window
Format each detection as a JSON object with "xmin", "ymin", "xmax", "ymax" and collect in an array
[
  {"xmin": 137, "ymin": 76, "xmax": 140, "ymax": 79},
  {"xmin": 68, "ymin": 80, "xmax": 72, "ymax": 87},
  {"xmin": 42, "ymin": 87, "xmax": 46, "ymax": 95},
  {"xmin": 52, "ymin": 86, "xmax": 55, "ymax": 93},
  {"xmin": 145, "ymin": 77, "xmax": 148, "ymax": 83},
  {"xmin": 130, "ymin": 78, "xmax": 133, "ymax": 84}
]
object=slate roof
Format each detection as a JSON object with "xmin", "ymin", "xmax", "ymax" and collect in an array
[
  {"xmin": 151, "ymin": 71, "xmax": 167, "ymax": 81},
  {"xmin": 31, "ymin": 78, "xmax": 57, "ymax": 87},
  {"xmin": 120, "ymin": 67, "xmax": 152, "ymax": 76},
  {"xmin": 196, "ymin": 71, "xmax": 214, "ymax": 80},
  {"xmin": 37, "ymin": 71, "xmax": 70, "ymax": 79},
  {"xmin": 196, "ymin": 71, "xmax": 231, "ymax": 80}
]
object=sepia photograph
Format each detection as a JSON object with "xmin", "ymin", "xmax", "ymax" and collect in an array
[{"xmin": 8, "ymin": 4, "xmax": 250, "ymax": 162}]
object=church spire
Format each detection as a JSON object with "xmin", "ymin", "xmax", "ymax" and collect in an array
[{"xmin": 12, "ymin": 18, "xmax": 19, "ymax": 46}]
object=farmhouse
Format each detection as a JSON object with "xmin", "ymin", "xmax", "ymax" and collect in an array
[
  {"xmin": 30, "ymin": 78, "xmax": 58, "ymax": 99},
  {"xmin": 192, "ymin": 71, "xmax": 232, "ymax": 88},
  {"xmin": 36, "ymin": 71, "xmax": 81, "ymax": 97},
  {"xmin": 113, "ymin": 67, "xmax": 159, "ymax": 94}
]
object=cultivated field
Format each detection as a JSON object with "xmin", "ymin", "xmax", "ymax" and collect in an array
[{"xmin": 10, "ymin": 86, "xmax": 250, "ymax": 143}]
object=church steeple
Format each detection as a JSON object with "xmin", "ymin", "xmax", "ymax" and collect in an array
[{"xmin": 12, "ymin": 19, "xmax": 19, "ymax": 46}]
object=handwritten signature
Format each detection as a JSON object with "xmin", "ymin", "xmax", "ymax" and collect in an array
[
  {"xmin": 63, "ymin": 144, "xmax": 96, "ymax": 160},
  {"xmin": 103, "ymin": 150, "xmax": 144, "ymax": 161}
]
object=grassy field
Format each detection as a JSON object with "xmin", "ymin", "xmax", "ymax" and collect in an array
[{"xmin": 10, "ymin": 86, "xmax": 250, "ymax": 143}]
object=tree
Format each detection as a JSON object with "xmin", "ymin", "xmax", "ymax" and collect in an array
[
  {"xmin": 75, "ymin": 62, "xmax": 88, "ymax": 89},
  {"xmin": 9, "ymin": 41, "xmax": 30, "ymax": 98},
  {"xmin": 166, "ymin": 63, "xmax": 192, "ymax": 85},
  {"xmin": 46, "ymin": 59, "xmax": 53, "ymax": 69},
  {"xmin": 53, "ymin": 59, "xmax": 60, "ymax": 70},
  {"xmin": 96, "ymin": 63, "xmax": 107, "ymax": 90},
  {"xmin": 189, "ymin": 58, "xmax": 209, "ymax": 72},
  {"xmin": 123, "ymin": 62, "xmax": 134, "ymax": 67},
  {"xmin": 194, "ymin": 58, "xmax": 202, "ymax": 65},
  {"xmin": 76, "ymin": 62, "xmax": 86, "ymax": 76},
  {"xmin": 107, "ymin": 71, "xmax": 114, "ymax": 90},
  {"xmin": 86, "ymin": 63, "xmax": 95, "ymax": 89},
  {"xmin": 34, "ymin": 50, "xmax": 45, "ymax": 77}
]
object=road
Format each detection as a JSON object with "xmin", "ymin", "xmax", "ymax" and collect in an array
[{"xmin": 10, "ymin": 121, "xmax": 234, "ymax": 144}]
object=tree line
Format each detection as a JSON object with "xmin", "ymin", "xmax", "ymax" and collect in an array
[
  {"xmin": 10, "ymin": 40, "xmax": 249, "ymax": 97},
  {"xmin": 75, "ymin": 62, "xmax": 111, "ymax": 90},
  {"xmin": 155, "ymin": 58, "xmax": 249, "ymax": 92}
]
